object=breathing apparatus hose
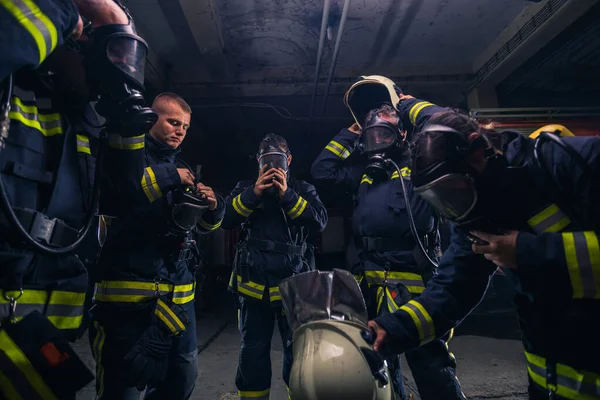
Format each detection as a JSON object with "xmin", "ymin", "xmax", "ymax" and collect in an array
[
  {"xmin": 387, "ymin": 159, "xmax": 439, "ymax": 269},
  {"xmin": 0, "ymin": 75, "xmax": 104, "ymax": 254}
]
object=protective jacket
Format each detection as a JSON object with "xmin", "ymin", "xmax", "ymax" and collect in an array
[
  {"xmin": 223, "ymin": 177, "xmax": 327, "ymax": 303},
  {"xmin": 311, "ymin": 120, "xmax": 443, "ymax": 310},
  {"xmin": 95, "ymin": 134, "xmax": 225, "ymax": 309},
  {"xmin": 0, "ymin": 0, "xmax": 103, "ymax": 339},
  {"xmin": 375, "ymin": 99, "xmax": 600, "ymax": 400}
]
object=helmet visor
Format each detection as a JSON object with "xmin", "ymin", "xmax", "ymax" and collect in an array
[
  {"xmin": 106, "ymin": 35, "xmax": 147, "ymax": 88},
  {"xmin": 414, "ymin": 173, "xmax": 477, "ymax": 221}
]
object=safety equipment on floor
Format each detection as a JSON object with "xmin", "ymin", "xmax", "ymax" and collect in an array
[
  {"xmin": 279, "ymin": 269, "xmax": 395, "ymax": 400},
  {"xmin": 0, "ymin": 310, "xmax": 93, "ymax": 400},
  {"xmin": 343, "ymin": 75, "xmax": 403, "ymax": 129},
  {"xmin": 124, "ymin": 296, "xmax": 189, "ymax": 390}
]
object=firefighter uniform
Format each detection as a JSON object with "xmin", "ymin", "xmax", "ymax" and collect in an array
[
  {"xmin": 375, "ymin": 100, "xmax": 600, "ymax": 400},
  {"xmin": 0, "ymin": 2, "xmax": 115, "ymax": 398},
  {"xmin": 311, "ymin": 99, "xmax": 467, "ymax": 400},
  {"xmin": 223, "ymin": 177, "xmax": 327, "ymax": 400},
  {"xmin": 91, "ymin": 133, "xmax": 225, "ymax": 399}
]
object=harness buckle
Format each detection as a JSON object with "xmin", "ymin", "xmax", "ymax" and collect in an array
[
  {"xmin": 30, "ymin": 212, "xmax": 57, "ymax": 245},
  {"xmin": 154, "ymin": 280, "xmax": 161, "ymax": 298}
]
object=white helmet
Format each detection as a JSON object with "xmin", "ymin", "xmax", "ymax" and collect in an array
[
  {"xmin": 280, "ymin": 269, "xmax": 395, "ymax": 400},
  {"xmin": 343, "ymin": 75, "xmax": 403, "ymax": 129},
  {"xmin": 289, "ymin": 320, "xmax": 394, "ymax": 400}
]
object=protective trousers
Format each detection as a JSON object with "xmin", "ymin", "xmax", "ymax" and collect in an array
[
  {"xmin": 236, "ymin": 295, "xmax": 293, "ymax": 400},
  {"xmin": 89, "ymin": 301, "xmax": 198, "ymax": 400},
  {"xmin": 371, "ymin": 285, "xmax": 466, "ymax": 400}
]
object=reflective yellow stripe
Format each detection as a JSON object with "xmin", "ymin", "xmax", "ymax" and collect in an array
[
  {"xmin": 563, "ymin": 232, "xmax": 600, "ymax": 299},
  {"xmin": 391, "ymin": 167, "xmax": 411, "ymax": 180},
  {"xmin": 0, "ymin": 290, "xmax": 85, "ymax": 330},
  {"xmin": 525, "ymin": 351, "xmax": 600, "ymax": 400},
  {"xmin": 141, "ymin": 167, "xmax": 163, "ymax": 203},
  {"xmin": 238, "ymin": 388, "xmax": 270, "ymax": 399},
  {"xmin": 353, "ymin": 274, "xmax": 363, "ymax": 284},
  {"xmin": 0, "ymin": 0, "xmax": 58, "ymax": 64},
  {"xmin": 9, "ymin": 97, "xmax": 62, "ymax": 136},
  {"xmin": 286, "ymin": 196, "xmax": 307, "ymax": 219},
  {"xmin": 92, "ymin": 322, "xmax": 106, "ymax": 397},
  {"xmin": 360, "ymin": 174, "xmax": 373, "ymax": 185},
  {"xmin": 400, "ymin": 299, "xmax": 435, "ymax": 345},
  {"xmin": 376, "ymin": 286, "xmax": 385, "ymax": 314},
  {"xmin": 94, "ymin": 281, "xmax": 195, "ymax": 304},
  {"xmin": 197, "ymin": 218, "xmax": 222, "ymax": 231},
  {"xmin": 76, "ymin": 134, "xmax": 91, "ymax": 155},
  {"xmin": 0, "ymin": 330, "xmax": 57, "ymax": 400},
  {"xmin": 236, "ymin": 275, "xmax": 264, "ymax": 300},
  {"xmin": 364, "ymin": 271, "xmax": 425, "ymax": 294},
  {"xmin": 269, "ymin": 286, "xmax": 281, "ymax": 302},
  {"xmin": 107, "ymin": 134, "xmax": 145, "ymax": 150},
  {"xmin": 233, "ymin": 194, "xmax": 253, "ymax": 218},
  {"xmin": 527, "ymin": 204, "xmax": 571, "ymax": 234},
  {"xmin": 155, "ymin": 298, "xmax": 186, "ymax": 334},
  {"xmin": 325, "ymin": 140, "xmax": 351, "ymax": 159},
  {"xmin": 409, "ymin": 101, "xmax": 434, "ymax": 125}
]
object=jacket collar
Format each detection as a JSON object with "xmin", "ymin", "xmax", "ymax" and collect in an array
[{"xmin": 146, "ymin": 133, "xmax": 181, "ymax": 162}]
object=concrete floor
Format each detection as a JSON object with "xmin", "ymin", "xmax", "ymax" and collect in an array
[{"xmin": 73, "ymin": 290, "xmax": 529, "ymax": 400}]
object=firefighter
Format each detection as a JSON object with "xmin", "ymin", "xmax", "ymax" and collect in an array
[
  {"xmin": 0, "ymin": 1, "xmax": 155, "ymax": 398},
  {"xmin": 368, "ymin": 95, "xmax": 600, "ymax": 400},
  {"xmin": 90, "ymin": 92, "xmax": 225, "ymax": 399},
  {"xmin": 222, "ymin": 133, "xmax": 328, "ymax": 400},
  {"xmin": 310, "ymin": 76, "xmax": 465, "ymax": 400}
]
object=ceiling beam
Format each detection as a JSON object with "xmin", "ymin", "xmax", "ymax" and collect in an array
[{"xmin": 470, "ymin": 0, "xmax": 599, "ymax": 90}]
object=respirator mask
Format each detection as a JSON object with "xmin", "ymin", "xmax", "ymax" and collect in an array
[
  {"xmin": 82, "ymin": 3, "xmax": 157, "ymax": 134},
  {"xmin": 169, "ymin": 184, "xmax": 211, "ymax": 233},
  {"xmin": 358, "ymin": 116, "xmax": 404, "ymax": 181},
  {"xmin": 257, "ymin": 146, "xmax": 289, "ymax": 198}
]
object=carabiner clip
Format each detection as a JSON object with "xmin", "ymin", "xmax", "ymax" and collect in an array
[{"xmin": 2, "ymin": 288, "xmax": 23, "ymax": 324}]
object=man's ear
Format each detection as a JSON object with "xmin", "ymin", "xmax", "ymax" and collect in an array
[{"xmin": 287, "ymin": 154, "xmax": 292, "ymax": 167}]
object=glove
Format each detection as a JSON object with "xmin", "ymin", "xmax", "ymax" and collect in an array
[{"xmin": 123, "ymin": 296, "xmax": 190, "ymax": 390}]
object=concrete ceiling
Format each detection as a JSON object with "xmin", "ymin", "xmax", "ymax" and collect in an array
[{"xmin": 120, "ymin": 0, "xmax": 599, "ymax": 195}]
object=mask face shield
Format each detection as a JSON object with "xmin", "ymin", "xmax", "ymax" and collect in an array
[
  {"xmin": 170, "ymin": 189, "xmax": 209, "ymax": 232},
  {"xmin": 414, "ymin": 173, "xmax": 478, "ymax": 222},
  {"xmin": 360, "ymin": 118, "xmax": 400, "ymax": 153},
  {"xmin": 83, "ymin": 20, "xmax": 157, "ymax": 134},
  {"xmin": 105, "ymin": 35, "xmax": 147, "ymax": 88},
  {"xmin": 258, "ymin": 150, "xmax": 288, "ymax": 172}
]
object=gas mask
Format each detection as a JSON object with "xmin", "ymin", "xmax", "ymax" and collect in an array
[
  {"xmin": 169, "ymin": 185, "xmax": 210, "ymax": 233},
  {"xmin": 82, "ymin": 7, "xmax": 157, "ymax": 134},
  {"xmin": 411, "ymin": 124, "xmax": 505, "ymax": 228},
  {"xmin": 257, "ymin": 146, "xmax": 289, "ymax": 198},
  {"xmin": 358, "ymin": 116, "xmax": 404, "ymax": 181}
]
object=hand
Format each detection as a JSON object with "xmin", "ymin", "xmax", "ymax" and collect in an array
[
  {"xmin": 398, "ymin": 94, "xmax": 414, "ymax": 102},
  {"xmin": 177, "ymin": 168, "xmax": 195, "ymax": 186},
  {"xmin": 253, "ymin": 165, "xmax": 275, "ymax": 197},
  {"xmin": 73, "ymin": 0, "xmax": 129, "ymax": 28},
  {"xmin": 71, "ymin": 16, "xmax": 84, "ymax": 40},
  {"xmin": 272, "ymin": 168, "xmax": 288, "ymax": 198},
  {"xmin": 196, "ymin": 183, "xmax": 218, "ymax": 210},
  {"xmin": 367, "ymin": 320, "xmax": 388, "ymax": 353},
  {"xmin": 470, "ymin": 230, "xmax": 519, "ymax": 269},
  {"xmin": 348, "ymin": 123, "xmax": 361, "ymax": 135}
]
